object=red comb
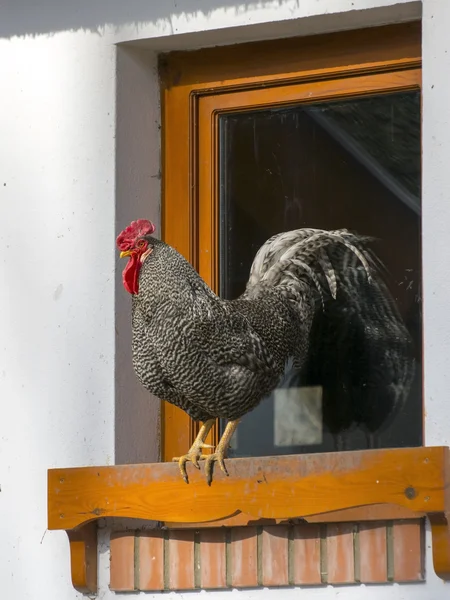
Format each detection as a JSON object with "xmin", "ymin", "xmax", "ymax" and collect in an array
[{"xmin": 116, "ymin": 219, "xmax": 156, "ymax": 250}]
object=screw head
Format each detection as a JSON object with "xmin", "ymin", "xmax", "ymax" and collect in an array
[{"xmin": 404, "ymin": 486, "xmax": 417, "ymax": 500}]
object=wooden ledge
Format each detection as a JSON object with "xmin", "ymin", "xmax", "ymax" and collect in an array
[{"xmin": 48, "ymin": 446, "xmax": 450, "ymax": 593}]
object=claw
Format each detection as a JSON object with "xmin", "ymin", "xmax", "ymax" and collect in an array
[
  {"xmin": 172, "ymin": 419, "xmax": 239, "ymax": 485},
  {"xmin": 172, "ymin": 455, "xmax": 190, "ymax": 483},
  {"xmin": 204, "ymin": 451, "xmax": 229, "ymax": 486},
  {"xmin": 171, "ymin": 419, "xmax": 216, "ymax": 483},
  {"xmin": 172, "ymin": 447, "xmax": 213, "ymax": 482},
  {"xmin": 204, "ymin": 419, "xmax": 240, "ymax": 485}
]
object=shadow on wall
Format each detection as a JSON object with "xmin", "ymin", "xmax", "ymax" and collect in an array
[
  {"xmin": 2, "ymin": 0, "xmax": 302, "ymax": 38},
  {"xmin": 1, "ymin": 0, "xmax": 422, "ymax": 40}
]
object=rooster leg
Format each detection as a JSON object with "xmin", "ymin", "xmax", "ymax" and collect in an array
[
  {"xmin": 172, "ymin": 419, "xmax": 215, "ymax": 483},
  {"xmin": 204, "ymin": 419, "xmax": 240, "ymax": 486}
]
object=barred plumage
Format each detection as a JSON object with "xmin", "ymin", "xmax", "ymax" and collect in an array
[
  {"xmin": 118, "ymin": 221, "xmax": 414, "ymax": 480},
  {"xmin": 127, "ymin": 227, "xmax": 412, "ymax": 422}
]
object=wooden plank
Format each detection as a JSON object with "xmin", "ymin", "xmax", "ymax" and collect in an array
[
  {"xmin": 199, "ymin": 529, "xmax": 227, "ymax": 589},
  {"xmin": 109, "ymin": 532, "xmax": 135, "ymax": 591},
  {"xmin": 261, "ymin": 526, "xmax": 289, "ymax": 587},
  {"xmin": 138, "ymin": 531, "xmax": 164, "ymax": 591},
  {"xmin": 292, "ymin": 524, "xmax": 321, "ymax": 585},
  {"xmin": 199, "ymin": 70, "xmax": 420, "ymax": 119},
  {"xmin": 161, "ymin": 76, "xmax": 194, "ymax": 462},
  {"xmin": 359, "ymin": 522, "xmax": 388, "ymax": 583},
  {"xmin": 168, "ymin": 530, "xmax": 195, "ymax": 590},
  {"xmin": 161, "ymin": 23, "xmax": 421, "ymax": 88},
  {"xmin": 307, "ymin": 504, "xmax": 422, "ymax": 524},
  {"xmin": 230, "ymin": 527, "xmax": 258, "ymax": 588},
  {"xmin": 166, "ymin": 504, "xmax": 422, "ymax": 529},
  {"xmin": 393, "ymin": 520, "xmax": 424, "ymax": 582},
  {"xmin": 48, "ymin": 447, "xmax": 448, "ymax": 530},
  {"xmin": 326, "ymin": 524, "xmax": 355, "ymax": 584}
]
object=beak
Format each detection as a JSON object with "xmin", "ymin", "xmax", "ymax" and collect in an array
[{"xmin": 120, "ymin": 250, "xmax": 133, "ymax": 259}]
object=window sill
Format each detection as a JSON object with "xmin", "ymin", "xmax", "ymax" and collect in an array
[{"xmin": 47, "ymin": 446, "xmax": 450, "ymax": 593}]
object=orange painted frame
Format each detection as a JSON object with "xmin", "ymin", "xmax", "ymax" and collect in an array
[
  {"xmin": 161, "ymin": 22, "xmax": 422, "ymax": 460},
  {"xmin": 48, "ymin": 446, "xmax": 450, "ymax": 590}
]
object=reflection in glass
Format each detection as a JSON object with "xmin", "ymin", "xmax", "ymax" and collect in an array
[
  {"xmin": 274, "ymin": 386, "xmax": 323, "ymax": 447},
  {"xmin": 218, "ymin": 91, "xmax": 422, "ymax": 457}
]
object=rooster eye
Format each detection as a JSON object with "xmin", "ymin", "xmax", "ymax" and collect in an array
[{"xmin": 137, "ymin": 240, "xmax": 146, "ymax": 248}]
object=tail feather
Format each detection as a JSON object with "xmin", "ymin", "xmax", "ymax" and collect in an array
[
  {"xmin": 318, "ymin": 248, "xmax": 337, "ymax": 299},
  {"xmin": 249, "ymin": 228, "xmax": 373, "ymax": 294},
  {"xmin": 247, "ymin": 227, "xmax": 415, "ymax": 438}
]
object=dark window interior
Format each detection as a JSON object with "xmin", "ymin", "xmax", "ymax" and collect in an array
[{"xmin": 218, "ymin": 90, "xmax": 422, "ymax": 457}]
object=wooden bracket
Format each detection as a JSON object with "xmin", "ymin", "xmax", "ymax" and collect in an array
[
  {"xmin": 48, "ymin": 446, "xmax": 450, "ymax": 593},
  {"xmin": 67, "ymin": 522, "xmax": 98, "ymax": 594},
  {"xmin": 430, "ymin": 513, "xmax": 450, "ymax": 580}
]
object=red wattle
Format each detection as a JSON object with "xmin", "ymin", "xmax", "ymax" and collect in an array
[{"xmin": 122, "ymin": 253, "xmax": 141, "ymax": 295}]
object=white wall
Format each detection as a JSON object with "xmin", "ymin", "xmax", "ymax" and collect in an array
[
  {"xmin": 2, "ymin": 0, "xmax": 449, "ymax": 599},
  {"xmin": 0, "ymin": 30, "xmax": 116, "ymax": 600}
]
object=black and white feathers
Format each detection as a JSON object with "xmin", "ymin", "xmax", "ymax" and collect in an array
[{"xmin": 130, "ymin": 228, "xmax": 414, "ymax": 434}]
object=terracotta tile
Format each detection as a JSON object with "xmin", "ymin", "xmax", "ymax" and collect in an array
[
  {"xmin": 230, "ymin": 526, "xmax": 258, "ymax": 588},
  {"xmin": 168, "ymin": 529, "xmax": 195, "ymax": 590},
  {"xmin": 139, "ymin": 531, "xmax": 164, "ymax": 591},
  {"xmin": 200, "ymin": 529, "xmax": 227, "ymax": 589},
  {"xmin": 393, "ymin": 520, "xmax": 424, "ymax": 582},
  {"xmin": 262, "ymin": 525, "xmax": 289, "ymax": 587},
  {"xmin": 359, "ymin": 522, "xmax": 388, "ymax": 583},
  {"xmin": 326, "ymin": 523, "xmax": 355, "ymax": 584},
  {"xmin": 109, "ymin": 532, "xmax": 135, "ymax": 591},
  {"xmin": 293, "ymin": 524, "xmax": 321, "ymax": 585}
]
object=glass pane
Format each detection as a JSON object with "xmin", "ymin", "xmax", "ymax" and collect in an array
[{"xmin": 218, "ymin": 90, "xmax": 422, "ymax": 457}]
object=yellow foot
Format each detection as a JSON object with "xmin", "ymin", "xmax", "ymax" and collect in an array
[
  {"xmin": 204, "ymin": 450, "xmax": 229, "ymax": 486},
  {"xmin": 171, "ymin": 419, "xmax": 240, "ymax": 485},
  {"xmin": 171, "ymin": 418, "xmax": 216, "ymax": 483},
  {"xmin": 172, "ymin": 444, "xmax": 214, "ymax": 483},
  {"xmin": 202, "ymin": 419, "xmax": 239, "ymax": 485}
]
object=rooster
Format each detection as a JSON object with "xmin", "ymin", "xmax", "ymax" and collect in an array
[{"xmin": 118, "ymin": 219, "xmax": 414, "ymax": 484}]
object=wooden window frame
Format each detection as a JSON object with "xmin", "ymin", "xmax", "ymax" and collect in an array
[{"xmin": 161, "ymin": 21, "xmax": 422, "ymax": 461}]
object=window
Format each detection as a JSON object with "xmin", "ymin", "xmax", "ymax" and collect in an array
[
  {"xmin": 149, "ymin": 24, "xmax": 427, "ymax": 589},
  {"xmin": 217, "ymin": 90, "xmax": 421, "ymax": 458},
  {"xmin": 160, "ymin": 22, "xmax": 422, "ymax": 463}
]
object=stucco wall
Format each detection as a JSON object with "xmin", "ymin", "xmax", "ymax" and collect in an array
[{"xmin": 3, "ymin": 0, "xmax": 449, "ymax": 599}]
